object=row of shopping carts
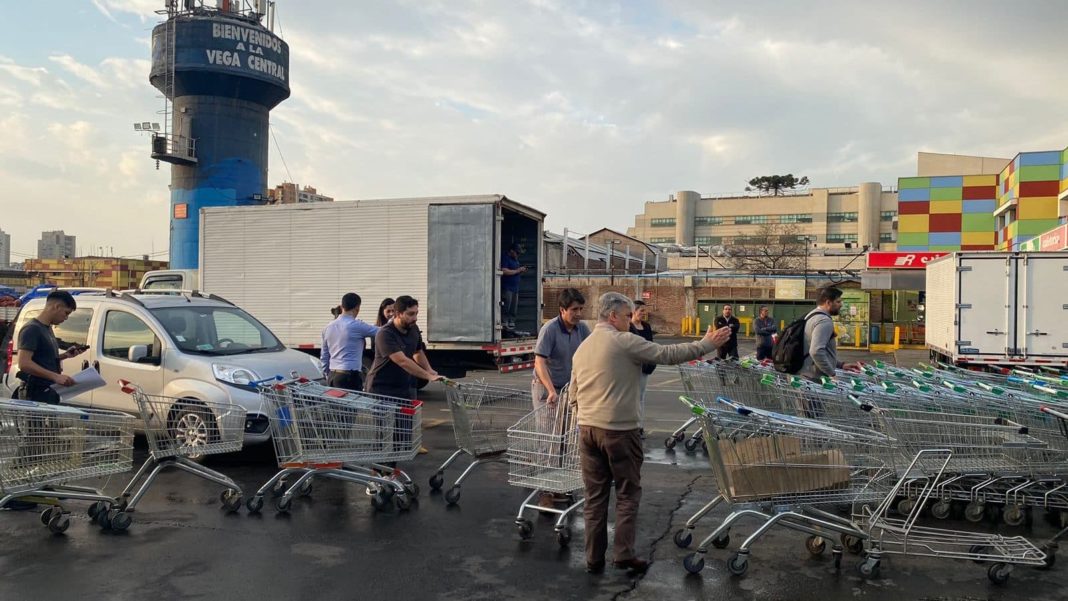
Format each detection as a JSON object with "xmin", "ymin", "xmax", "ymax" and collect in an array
[
  {"xmin": 0, "ymin": 376, "xmax": 426, "ymax": 534},
  {"xmin": 668, "ymin": 358, "xmax": 1068, "ymax": 584}
]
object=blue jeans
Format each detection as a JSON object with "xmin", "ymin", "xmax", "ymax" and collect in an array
[{"xmin": 502, "ymin": 289, "xmax": 519, "ymax": 328}]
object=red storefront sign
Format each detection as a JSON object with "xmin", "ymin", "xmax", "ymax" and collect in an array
[
  {"xmin": 1039, "ymin": 224, "xmax": 1068, "ymax": 251},
  {"xmin": 866, "ymin": 251, "xmax": 948, "ymax": 269}
]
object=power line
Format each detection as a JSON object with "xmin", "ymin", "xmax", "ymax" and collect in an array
[{"xmin": 270, "ymin": 123, "xmax": 295, "ymax": 184}]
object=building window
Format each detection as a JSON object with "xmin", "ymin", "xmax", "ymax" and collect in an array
[
  {"xmin": 694, "ymin": 216, "xmax": 723, "ymax": 226},
  {"xmin": 649, "ymin": 237, "xmax": 675, "ymax": 244},
  {"xmin": 779, "ymin": 214, "xmax": 814, "ymax": 224},
  {"xmin": 827, "ymin": 212, "xmax": 858, "ymax": 223},
  {"xmin": 880, "ymin": 232, "xmax": 894, "ymax": 242},
  {"xmin": 650, "ymin": 218, "xmax": 676, "ymax": 227},
  {"xmin": 826, "ymin": 233, "xmax": 858, "ymax": 243},
  {"xmin": 880, "ymin": 211, "xmax": 897, "ymax": 222},
  {"xmin": 734, "ymin": 215, "xmax": 769, "ymax": 225},
  {"xmin": 694, "ymin": 236, "xmax": 723, "ymax": 246}
]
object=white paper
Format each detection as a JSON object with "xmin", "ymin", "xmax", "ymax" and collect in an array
[{"xmin": 51, "ymin": 367, "xmax": 107, "ymax": 402}]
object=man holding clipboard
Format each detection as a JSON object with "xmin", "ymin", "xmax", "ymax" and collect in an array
[{"xmin": 14, "ymin": 291, "xmax": 87, "ymax": 404}]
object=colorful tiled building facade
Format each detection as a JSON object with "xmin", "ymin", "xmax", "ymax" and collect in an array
[{"xmin": 898, "ymin": 146, "xmax": 1068, "ymax": 251}]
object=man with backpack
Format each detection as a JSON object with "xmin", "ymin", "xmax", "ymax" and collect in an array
[{"xmin": 772, "ymin": 287, "xmax": 859, "ymax": 378}]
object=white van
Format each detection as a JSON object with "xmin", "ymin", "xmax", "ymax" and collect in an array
[{"xmin": 3, "ymin": 290, "xmax": 324, "ymax": 445}]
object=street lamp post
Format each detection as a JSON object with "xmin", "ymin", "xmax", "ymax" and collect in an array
[{"xmin": 802, "ymin": 236, "xmax": 813, "ymax": 297}]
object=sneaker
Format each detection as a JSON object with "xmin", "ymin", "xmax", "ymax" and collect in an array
[{"xmin": 613, "ymin": 558, "xmax": 650, "ymax": 573}]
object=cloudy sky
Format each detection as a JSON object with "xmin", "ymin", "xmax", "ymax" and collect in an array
[{"xmin": 3, "ymin": 0, "xmax": 1068, "ymax": 262}]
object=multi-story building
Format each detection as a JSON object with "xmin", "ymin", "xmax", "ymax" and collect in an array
[
  {"xmin": 266, "ymin": 182, "xmax": 334, "ymax": 204},
  {"xmin": 627, "ymin": 185, "xmax": 898, "ymax": 250},
  {"xmin": 37, "ymin": 230, "xmax": 76, "ymax": 260},
  {"xmin": 24, "ymin": 257, "xmax": 169, "ymax": 289},
  {"xmin": 0, "ymin": 229, "xmax": 10, "ymax": 269}
]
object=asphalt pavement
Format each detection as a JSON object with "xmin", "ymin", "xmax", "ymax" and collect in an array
[{"xmin": 2, "ymin": 341, "xmax": 1065, "ymax": 600}]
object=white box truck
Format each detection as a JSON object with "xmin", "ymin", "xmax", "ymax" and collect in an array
[
  {"xmin": 142, "ymin": 195, "xmax": 544, "ymax": 377},
  {"xmin": 925, "ymin": 251, "xmax": 1068, "ymax": 368}
]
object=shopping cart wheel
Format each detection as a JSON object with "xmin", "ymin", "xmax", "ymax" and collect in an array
[
  {"xmin": 220, "ymin": 490, "xmax": 243, "ymax": 513},
  {"xmin": 246, "ymin": 496, "xmax": 264, "ymax": 514},
  {"xmin": 987, "ymin": 563, "xmax": 1011, "ymax": 585},
  {"xmin": 557, "ymin": 526, "xmax": 572, "ymax": 547},
  {"xmin": 298, "ymin": 481, "xmax": 314, "ymax": 497},
  {"xmin": 964, "ymin": 501, "xmax": 985, "ymax": 523},
  {"xmin": 275, "ymin": 497, "xmax": 293, "ymax": 513},
  {"xmin": 664, "ymin": 436, "xmax": 677, "ymax": 450},
  {"xmin": 271, "ymin": 480, "xmax": 287, "ymax": 498},
  {"xmin": 857, "ymin": 558, "xmax": 880, "ymax": 579},
  {"xmin": 726, "ymin": 552, "xmax": 749, "ymax": 577},
  {"xmin": 840, "ymin": 534, "xmax": 864, "ymax": 555},
  {"xmin": 1003, "ymin": 505, "xmax": 1026, "ymax": 527},
  {"xmin": 395, "ymin": 494, "xmax": 412, "ymax": 511},
  {"xmin": 47, "ymin": 512, "xmax": 70, "ymax": 534},
  {"xmin": 711, "ymin": 533, "xmax": 731, "ymax": 549},
  {"xmin": 108, "ymin": 511, "xmax": 132, "ymax": 532},
  {"xmin": 87, "ymin": 501, "xmax": 108, "ymax": 520},
  {"xmin": 429, "ymin": 472, "xmax": 445, "ymax": 491},
  {"xmin": 895, "ymin": 497, "xmax": 916, "ymax": 516},
  {"xmin": 516, "ymin": 519, "xmax": 533, "ymax": 540},
  {"xmin": 444, "ymin": 486, "xmax": 462, "ymax": 506},
  {"xmin": 682, "ymin": 553, "xmax": 705, "ymax": 574},
  {"xmin": 40, "ymin": 506, "xmax": 61, "ymax": 526},
  {"xmin": 370, "ymin": 492, "xmax": 390, "ymax": 511},
  {"xmin": 675, "ymin": 431, "xmax": 686, "ymax": 442},
  {"xmin": 683, "ymin": 438, "xmax": 701, "ymax": 453},
  {"xmin": 805, "ymin": 535, "xmax": 827, "ymax": 556},
  {"xmin": 673, "ymin": 529, "xmax": 693, "ymax": 549},
  {"xmin": 930, "ymin": 500, "xmax": 952, "ymax": 520},
  {"xmin": 405, "ymin": 483, "xmax": 420, "ymax": 498},
  {"xmin": 969, "ymin": 544, "xmax": 989, "ymax": 564}
]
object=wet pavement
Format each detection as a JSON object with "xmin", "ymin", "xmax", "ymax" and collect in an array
[{"xmin": 2, "ymin": 348, "xmax": 1066, "ymax": 600}]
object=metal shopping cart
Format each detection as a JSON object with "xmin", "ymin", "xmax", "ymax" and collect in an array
[
  {"xmin": 430, "ymin": 379, "xmax": 532, "ymax": 505},
  {"xmin": 0, "ymin": 399, "xmax": 134, "ymax": 534},
  {"xmin": 106, "ymin": 381, "xmax": 247, "ymax": 530},
  {"xmin": 507, "ymin": 387, "xmax": 584, "ymax": 546},
  {"xmin": 248, "ymin": 378, "xmax": 422, "ymax": 513}
]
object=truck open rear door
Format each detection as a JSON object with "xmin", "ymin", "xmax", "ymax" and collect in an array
[{"xmin": 426, "ymin": 203, "xmax": 497, "ymax": 343}]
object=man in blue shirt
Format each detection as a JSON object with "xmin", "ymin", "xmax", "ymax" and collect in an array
[
  {"xmin": 321, "ymin": 292, "xmax": 379, "ymax": 391},
  {"xmin": 500, "ymin": 243, "xmax": 527, "ymax": 336}
]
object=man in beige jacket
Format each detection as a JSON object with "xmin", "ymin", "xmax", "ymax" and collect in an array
[{"xmin": 570, "ymin": 292, "xmax": 730, "ymax": 574}]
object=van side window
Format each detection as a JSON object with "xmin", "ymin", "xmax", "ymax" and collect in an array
[
  {"xmin": 102, "ymin": 311, "xmax": 160, "ymax": 362},
  {"xmin": 15, "ymin": 308, "xmax": 94, "ymax": 350}
]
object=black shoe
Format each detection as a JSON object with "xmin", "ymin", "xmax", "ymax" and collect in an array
[
  {"xmin": 2, "ymin": 500, "xmax": 39, "ymax": 511},
  {"xmin": 586, "ymin": 561, "xmax": 605, "ymax": 574},
  {"xmin": 613, "ymin": 558, "xmax": 650, "ymax": 573}
]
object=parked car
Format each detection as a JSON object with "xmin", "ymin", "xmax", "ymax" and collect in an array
[{"xmin": 2, "ymin": 290, "xmax": 325, "ymax": 445}]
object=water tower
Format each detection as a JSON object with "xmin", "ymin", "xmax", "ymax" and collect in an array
[{"xmin": 148, "ymin": 0, "xmax": 289, "ymax": 269}]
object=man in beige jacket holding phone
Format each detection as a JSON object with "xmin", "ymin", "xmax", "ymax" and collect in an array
[{"xmin": 570, "ymin": 292, "xmax": 730, "ymax": 574}]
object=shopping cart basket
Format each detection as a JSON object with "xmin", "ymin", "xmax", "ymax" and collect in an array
[
  {"xmin": 0, "ymin": 399, "xmax": 134, "ymax": 534},
  {"xmin": 430, "ymin": 379, "xmax": 531, "ymax": 505},
  {"xmin": 507, "ymin": 387, "xmax": 584, "ymax": 546},
  {"xmin": 248, "ymin": 378, "xmax": 422, "ymax": 513},
  {"xmin": 106, "ymin": 381, "xmax": 246, "ymax": 530}
]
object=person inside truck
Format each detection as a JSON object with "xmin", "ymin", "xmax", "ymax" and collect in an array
[
  {"xmin": 320, "ymin": 293, "xmax": 379, "ymax": 391},
  {"xmin": 500, "ymin": 243, "xmax": 528, "ymax": 337}
]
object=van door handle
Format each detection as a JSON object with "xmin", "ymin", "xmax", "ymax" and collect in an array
[
  {"xmin": 82, "ymin": 360, "xmax": 90, "ymax": 370},
  {"xmin": 93, "ymin": 361, "xmax": 100, "ymax": 372}
]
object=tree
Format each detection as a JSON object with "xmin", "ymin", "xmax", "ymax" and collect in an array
[
  {"xmin": 745, "ymin": 174, "xmax": 810, "ymax": 196},
  {"xmin": 724, "ymin": 223, "xmax": 807, "ymax": 274}
]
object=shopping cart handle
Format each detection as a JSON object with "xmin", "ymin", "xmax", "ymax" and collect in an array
[
  {"xmin": 251, "ymin": 376, "xmax": 284, "ymax": 386},
  {"xmin": 1041, "ymin": 406, "xmax": 1068, "ymax": 420},
  {"xmin": 992, "ymin": 416, "xmax": 1029, "ymax": 434},
  {"xmin": 677, "ymin": 396, "xmax": 705, "ymax": 416},
  {"xmin": 715, "ymin": 396, "xmax": 751, "ymax": 415},
  {"xmin": 847, "ymin": 393, "xmax": 875, "ymax": 412}
]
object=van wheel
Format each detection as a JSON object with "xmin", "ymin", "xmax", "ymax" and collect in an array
[{"xmin": 167, "ymin": 399, "xmax": 219, "ymax": 460}]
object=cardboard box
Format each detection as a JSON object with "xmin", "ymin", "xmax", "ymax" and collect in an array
[
  {"xmin": 719, "ymin": 435, "xmax": 802, "ymax": 464},
  {"xmin": 720, "ymin": 448, "xmax": 851, "ymax": 501}
]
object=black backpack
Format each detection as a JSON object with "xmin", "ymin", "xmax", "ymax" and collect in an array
[{"xmin": 772, "ymin": 312, "xmax": 818, "ymax": 374}]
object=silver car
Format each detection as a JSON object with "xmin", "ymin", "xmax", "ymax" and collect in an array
[{"xmin": 3, "ymin": 291, "xmax": 324, "ymax": 445}]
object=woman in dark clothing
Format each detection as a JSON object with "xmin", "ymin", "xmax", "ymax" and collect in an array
[{"xmin": 629, "ymin": 300, "xmax": 656, "ymax": 436}]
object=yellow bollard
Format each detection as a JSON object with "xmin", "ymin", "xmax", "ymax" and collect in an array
[
  {"xmin": 696, "ymin": 318, "xmax": 700, "ymax": 336},
  {"xmin": 681, "ymin": 317, "xmax": 687, "ymax": 335},
  {"xmin": 744, "ymin": 321, "xmax": 751, "ymax": 337},
  {"xmin": 780, "ymin": 319, "xmax": 785, "ymax": 331},
  {"xmin": 854, "ymin": 325, "xmax": 861, "ymax": 348},
  {"xmin": 893, "ymin": 326, "xmax": 901, "ymax": 349}
]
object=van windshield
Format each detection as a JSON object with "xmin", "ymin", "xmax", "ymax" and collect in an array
[{"xmin": 151, "ymin": 306, "xmax": 284, "ymax": 355}]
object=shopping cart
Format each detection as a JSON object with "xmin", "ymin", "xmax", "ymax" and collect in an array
[
  {"xmin": 0, "ymin": 399, "xmax": 134, "ymax": 534},
  {"xmin": 107, "ymin": 381, "xmax": 247, "ymax": 530},
  {"xmin": 247, "ymin": 378, "xmax": 422, "ymax": 513},
  {"xmin": 431, "ymin": 379, "xmax": 531, "ymax": 505},
  {"xmin": 507, "ymin": 387, "xmax": 584, "ymax": 546}
]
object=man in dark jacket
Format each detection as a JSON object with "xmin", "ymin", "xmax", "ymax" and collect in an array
[
  {"xmin": 713, "ymin": 304, "xmax": 740, "ymax": 360},
  {"xmin": 754, "ymin": 305, "xmax": 776, "ymax": 361}
]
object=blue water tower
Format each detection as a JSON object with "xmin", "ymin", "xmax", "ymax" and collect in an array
[{"xmin": 148, "ymin": 0, "xmax": 290, "ymax": 269}]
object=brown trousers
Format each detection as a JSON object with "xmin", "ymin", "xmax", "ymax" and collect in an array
[{"xmin": 579, "ymin": 425, "xmax": 643, "ymax": 565}]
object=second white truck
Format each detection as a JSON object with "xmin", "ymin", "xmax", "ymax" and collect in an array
[{"xmin": 925, "ymin": 251, "xmax": 1068, "ymax": 369}]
